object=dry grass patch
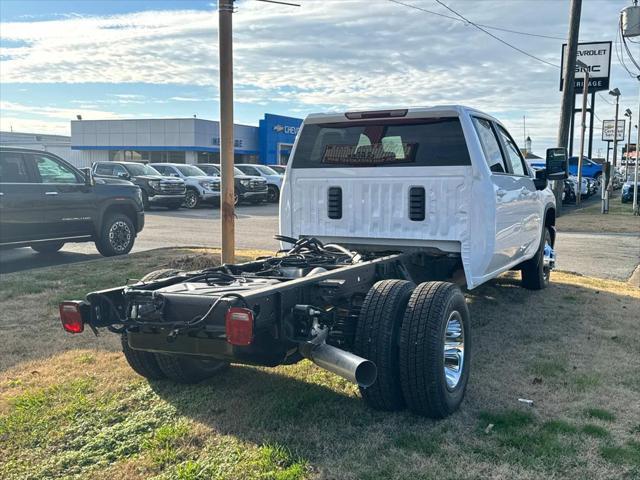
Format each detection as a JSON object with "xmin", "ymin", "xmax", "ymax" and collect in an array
[
  {"xmin": 1, "ymin": 250, "xmax": 639, "ymax": 479},
  {"xmin": 557, "ymin": 194, "xmax": 640, "ymax": 234}
]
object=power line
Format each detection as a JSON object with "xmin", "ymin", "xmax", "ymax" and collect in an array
[
  {"xmin": 414, "ymin": 0, "xmax": 561, "ymax": 69},
  {"xmin": 387, "ymin": 0, "xmax": 565, "ymax": 40}
]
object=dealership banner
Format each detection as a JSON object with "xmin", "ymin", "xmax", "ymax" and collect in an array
[
  {"xmin": 560, "ymin": 41, "xmax": 612, "ymax": 93},
  {"xmin": 601, "ymin": 119, "xmax": 625, "ymax": 142}
]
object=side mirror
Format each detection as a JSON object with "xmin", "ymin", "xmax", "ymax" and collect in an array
[
  {"xmin": 80, "ymin": 167, "xmax": 94, "ymax": 186},
  {"xmin": 545, "ymin": 147, "xmax": 568, "ymax": 180}
]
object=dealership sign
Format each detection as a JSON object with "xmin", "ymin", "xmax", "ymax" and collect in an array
[
  {"xmin": 601, "ymin": 119, "xmax": 625, "ymax": 142},
  {"xmin": 560, "ymin": 41, "xmax": 612, "ymax": 93},
  {"xmin": 273, "ymin": 124, "xmax": 299, "ymax": 135}
]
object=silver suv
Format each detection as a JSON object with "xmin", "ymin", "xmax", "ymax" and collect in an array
[{"xmin": 150, "ymin": 163, "xmax": 220, "ymax": 209}]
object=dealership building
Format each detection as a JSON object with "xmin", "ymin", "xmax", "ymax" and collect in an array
[{"xmin": 68, "ymin": 113, "xmax": 302, "ymax": 168}]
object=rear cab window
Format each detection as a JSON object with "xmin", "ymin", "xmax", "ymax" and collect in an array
[{"xmin": 291, "ymin": 117, "xmax": 470, "ymax": 168}]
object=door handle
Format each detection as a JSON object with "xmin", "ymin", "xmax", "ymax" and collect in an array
[
  {"xmin": 496, "ymin": 188, "xmax": 507, "ymax": 198},
  {"xmin": 45, "ymin": 191, "xmax": 58, "ymax": 196}
]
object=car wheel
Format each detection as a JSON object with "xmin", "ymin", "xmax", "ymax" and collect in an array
[
  {"xmin": 234, "ymin": 193, "xmax": 239, "ymax": 205},
  {"xmin": 121, "ymin": 332, "xmax": 166, "ymax": 380},
  {"xmin": 399, "ymin": 281, "xmax": 471, "ymax": 418},
  {"xmin": 183, "ymin": 189, "xmax": 200, "ymax": 209},
  {"xmin": 31, "ymin": 241, "xmax": 65, "ymax": 254},
  {"xmin": 521, "ymin": 226, "xmax": 553, "ymax": 290},
  {"xmin": 155, "ymin": 354, "xmax": 228, "ymax": 384},
  {"xmin": 267, "ymin": 185, "xmax": 280, "ymax": 203},
  {"xmin": 96, "ymin": 213, "xmax": 135, "ymax": 257},
  {"xmin": 354, "ymin": 280, "xmax": 415, "ymax": 411},
  {"xmin": 141, "ymin": 191, "xmax": 150, "ymax": 210}
]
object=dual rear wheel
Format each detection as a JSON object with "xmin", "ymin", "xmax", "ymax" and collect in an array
[{"xmin": 354, "ymin": 279, "xmax": 471, "ymax": 418}]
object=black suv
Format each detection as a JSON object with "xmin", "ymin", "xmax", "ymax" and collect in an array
[
  {"xmin": 197, "ymin": 164, "xmax": 268, "ymax": 204},
  {"xmin": 0, "ymin": 147, "xmax": 144, "ymax": 256},
  {"xmin": 92, "ymin": 161, "xmax": 185, "ymax": 210}
]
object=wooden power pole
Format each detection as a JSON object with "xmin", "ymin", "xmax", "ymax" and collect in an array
[
  {"xmin": 219, "ymin": 0, "xmax": 235, "ymax": 264},
  {"xmin": 557, "ymin": 0, "xmax": 582, "ymax": 211}
]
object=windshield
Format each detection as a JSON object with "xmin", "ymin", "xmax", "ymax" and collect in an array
[
  {"xmin": 198, "ymin": 165, "xmax": 245, "ymax": 176},
  {"xmin": 125, "ymin": 163, "xmax": 161, "ymax": 176},
  {"xmin": 254, "ymin": 165, "xmax": 279, "ymax": 175},
  {"xmin": 175, "ymin": 165, "xmax": 207, "ymax": 177},
  {"xmin": 291, "ymin": 118, "xmax": 470, "ymax": 168}
]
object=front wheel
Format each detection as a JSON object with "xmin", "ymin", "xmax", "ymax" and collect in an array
[
  {"xmin": 521, "ymin": 226, "xmax": 553, "ymax": 290},
  {"xmin": 399, "ymin": 281, "xmax": 471, "ymax": 418},
  {"xmin": 155, "ymin": 354, "xmax": 228, "ymax": 384},
  {"xmin": 267, "ymin": 185, "xmax": 280, "ymax": 203},
  {"xmin": 31, "ymin": 241, "xmax": 65, "ymax": 254},
  {"xmin": 183, "ymin": 189, "xmax": 201, "ymax": 209},
  {"xmin": 95, "ymin": 213, "xmax": 135, "ymax": 257}
]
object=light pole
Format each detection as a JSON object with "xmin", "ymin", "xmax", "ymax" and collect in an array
[
  {"xmin": 624, "ymin": 108, "xmax": 632, "ymax": 179},
  {"xmin": 576, "ymin": 60, "xmax": 589, "ymax": 206},
  {"xmin": 603, "ymin": 88, "xmax": 620, "ymax": 213}
]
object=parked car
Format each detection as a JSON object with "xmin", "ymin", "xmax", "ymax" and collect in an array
[
  {"xmin": 92, "ymin": 161, "xmax": 185, "ymax": 210},
  {"xmin": 0, "ymin": 147, "xmax": 143, "ymax": 256},
  {"xmin": 563, "ymin": 178, "xmax": 577, "ymax": 204},
  {"xmin": 235, "ymin": 164, "xmax": 283, "ymax": 202},
  {"xmin": 150, "ymin": 163, "xmax": 220, "ymax": 209},
  {"xmin": 196, "ymin": 164, "xmax": 268, "ymax": 204},
  {"xmin": 568, "ymin": 156, "xmax": 603, "ymax": 182},
  {"xmin": 269, "ymin": 165, "xmax": 287, "ymax": 175},
  {"xmin": 621, "ymin": 176, "xmax": 639, "ymax": 203},
  {"xmin": 568, "ymin": 175, "xmax": 589, "ymax": 198},
  {"xmin": 62, "ymin": 106, "xmax": 568, "ymax": 420}
]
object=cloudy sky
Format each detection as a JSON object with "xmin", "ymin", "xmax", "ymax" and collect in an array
[{"xmin": 1, "ymin": 0, "xmax": 638, "ymax": 156}]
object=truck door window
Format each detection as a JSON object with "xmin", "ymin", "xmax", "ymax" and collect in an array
[
  {"xmin": 472, "ymin": 117, "xmax": 507, "ymax": 174},
  {"xmin": 496, "ymin": 126, "xmax": 527, "ymax": 176},
  {"xmin": 291, "ymin": 118, "xmax": 470, "ymax": 168},
  {"xmin": 33, "ymin": 155, "xmax": 80, "ymax": 184},
  {"xmin": 0, "ymin": 153, "xmax": 33, "ymax": 183},
  {"xmin": 113, "ymin": 164, "xmax": 128, "ymax": 178}
]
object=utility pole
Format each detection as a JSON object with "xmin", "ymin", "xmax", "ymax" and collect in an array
[
  {"xmin": 557, "ymin": 0, "xmax": 582, "ymax": 211},
  {"xmin": 624, "ymin": 108, "xmax": 632, "ymax": 179},
  {"xmin": 219, "ymin": 0, "xmax": 235, "ymax": 264},
  {"xmin": 634, "ymin": 77, "xmax": 640, "ymax": 216},
  {"xmin": 576, "ymin": 61, "xmax": 589, "ymax": 206}
]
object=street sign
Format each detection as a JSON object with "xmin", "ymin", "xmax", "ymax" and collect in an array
[
  {"xmin": 560, "ymin": 41, "xmax": 612, "ymax": 93},
  {"xmin": 602, "ymin": 119, "xmax": 625, "ymax": 141}
]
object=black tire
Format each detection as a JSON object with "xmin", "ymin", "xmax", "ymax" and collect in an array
[
  {"xmin": 141, "ymin": 191, "xmax": 150, "ymax": 210},
  {"xmin": 95, "ymin": 213, "xmax": 135, "ymax": 257},
  {"xmin": 267, "ymin": 185, "xmax": 280, "ymax": 203},
  {"xmin": 31, "ymin": 241, "xmax": 65, "ymax": 253},
  {"xmin": 141, "ymin": 268, "xmax": 183, "ymax": 282},
  {"xmin": 155, "ymin": 355, "xmax": 228, "ymax": 384},
  {"xmin": 354, "ymin": 280, "xmax": 415, "ymax": 411},
  {"xmin": 121, "ymin": 332, "xmax": 166, "ymax": 380},
  {"xmin": 399, "ymin": 282, "xmax": 471, "ymax": 418},
  {"xmin": 183, "ymin": 189, "xmax": 200, "ymax": 209},
  {"xmin": 521, "ymin": 226, "xmax": 552, "ymax": 290}
]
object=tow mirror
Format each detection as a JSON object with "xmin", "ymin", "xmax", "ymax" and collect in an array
[
  {"xmin": 545, "ymin": 147, "xmax": 568, "ymax": 180},
  {"xmin": 80, "ymin": 167, "xmax": 94, "ymax": 186}
]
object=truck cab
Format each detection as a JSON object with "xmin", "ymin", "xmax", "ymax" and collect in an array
[{"xmin": 280, "ymin": 106, "xmax": 560, "ymax": 289}]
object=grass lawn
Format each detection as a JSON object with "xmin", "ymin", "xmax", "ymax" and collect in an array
[
  {"xmin": 1, "ymin": 249, "xmax": 639, "ymax": 479},
  {"xmin": 557, "ymin": 191, "xmax": 640, "ymax": 234}
]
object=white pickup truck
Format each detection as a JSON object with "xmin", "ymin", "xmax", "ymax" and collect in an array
[
  {"xmin": 281, "ymin": 105, "xmax": 565, "ymax": 291},
  {"xmin": 61, "ymin": 106, "xmax": 568, "ymax": 419}
]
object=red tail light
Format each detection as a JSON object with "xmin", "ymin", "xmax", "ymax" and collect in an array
[
  {"xmin": 59, "ymin": 301, "xmax": 84, "ymax": 334},
  {"xmin": 225, "ymin": 307, "xmax": 253, "ymax": 346}
]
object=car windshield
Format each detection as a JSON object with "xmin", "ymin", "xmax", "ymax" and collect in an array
[
  {"xmin": 255, "ymin": 165, "xmax": 278, "ymax": 175},
  {"xmin": 175, "ymin": 165, "xmax": 207, "ymax": 177},
  {"xmin": 125, "ymin": 163, "xmax": 161, "ymax": 176},
  {"xmin": 198, "ymin": 165, "xmax": 245, "ymax": 176}
]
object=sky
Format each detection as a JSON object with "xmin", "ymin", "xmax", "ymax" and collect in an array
[{"xmin": 0, "ymin": 0, "xmax": 639, "ymax": 157}]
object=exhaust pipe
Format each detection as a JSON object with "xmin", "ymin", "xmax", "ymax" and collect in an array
[{"xmin": 301, "ymin": 342, "xmax": 377, "ymax": 388}]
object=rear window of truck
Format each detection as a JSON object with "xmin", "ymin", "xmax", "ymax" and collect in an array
[{"xmin": 291, "ymin": 117, "xmax": 470, "ymax": 168}]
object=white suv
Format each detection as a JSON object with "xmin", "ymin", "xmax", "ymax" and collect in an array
[{"xmin": 150, "ymin": 163, "xmax": 220, "ymax": 209}]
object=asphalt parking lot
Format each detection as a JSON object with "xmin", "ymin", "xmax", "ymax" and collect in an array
[{"xmin": 1, "ymin": 203, "xmax": 638, "ymax": 281}]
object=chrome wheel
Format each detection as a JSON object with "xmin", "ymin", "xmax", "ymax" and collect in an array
[
  {"xmin": 443, "ymin": 310, "xmax": 465, "ymax": 390},
  {"xmin": 109, "ymin": 220, "xmax": 132, "ymax": 254},
  {"xmin": 184, "ymin": 190, "xmax": 198, "ymax": 208}
]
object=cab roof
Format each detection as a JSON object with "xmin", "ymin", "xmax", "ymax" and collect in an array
[{"xmin": 303, "ymin": 105, "xmax": 495, "ymax": 124}]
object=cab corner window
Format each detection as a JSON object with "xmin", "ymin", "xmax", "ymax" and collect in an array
[
  {"xmin": 472, "ymin": 117, "xmax": 507, "ymax": 174},
  {"xmin": 0, "ymin": 153, "xmax": 32, "ymax": 183},
  {"xmin": 34, "ymin": 155, "xmax": 79, "ymax": 184}
]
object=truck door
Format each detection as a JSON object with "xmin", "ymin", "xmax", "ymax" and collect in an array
[
  {"xmin": 0, "ymin": 151, "xmax": 44, "ymax": 243},
  {"xmin": 30, "ymin": 152, "xmax": 95, "ymax": 238},
  {"xmin": 494, "ymin": 124, "xmax": 541, "ymax": 263},
  {"xmin": 471, "ymin": 117, "xmax": 527, "ymax": 274}
]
